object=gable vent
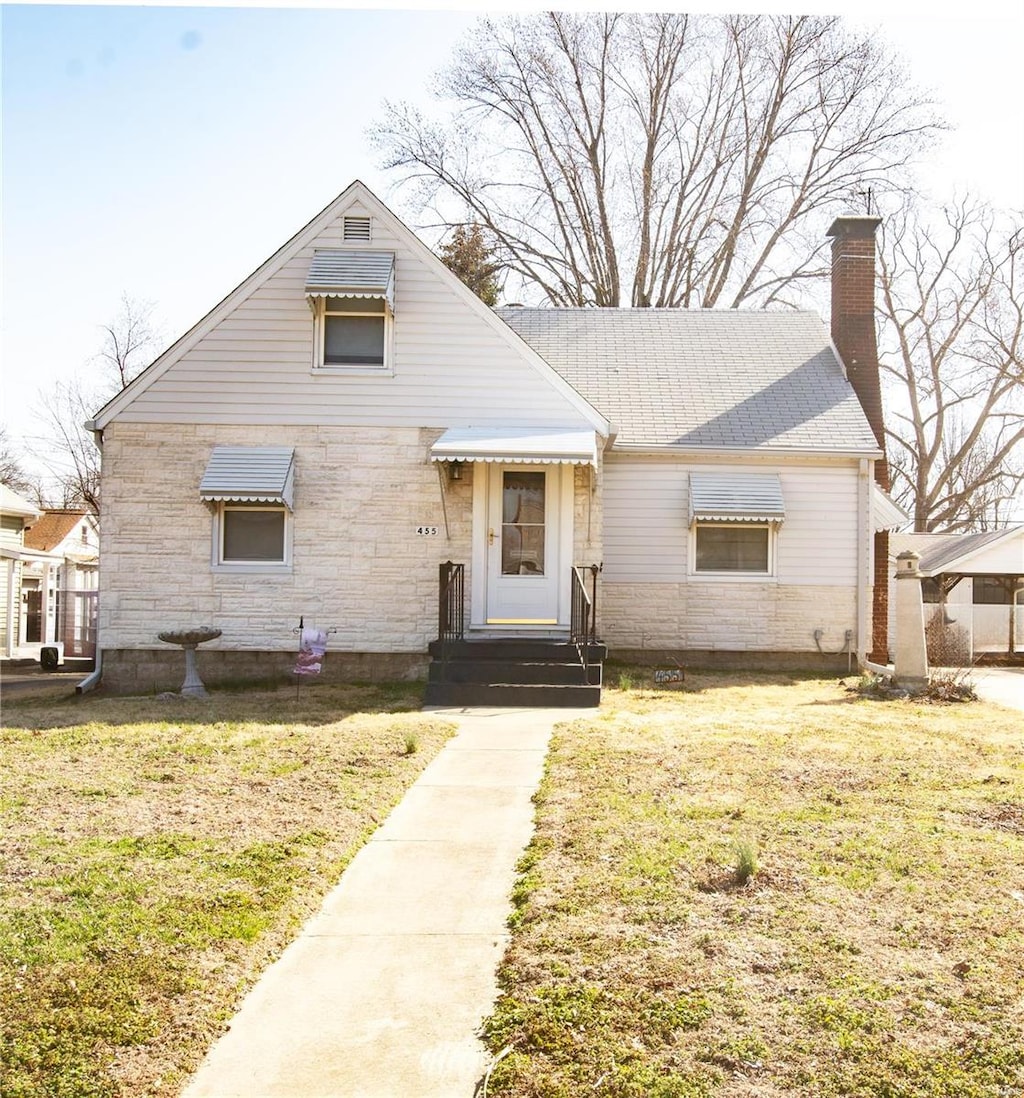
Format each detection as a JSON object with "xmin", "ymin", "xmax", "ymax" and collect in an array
[{"xmin": 343, "ymin": 216, "xmax": 371, "ymax": 242}]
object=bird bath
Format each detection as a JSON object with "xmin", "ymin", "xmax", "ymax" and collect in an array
[{"xmin": 157, "ymin": 628, "xmax": 222, "ymax": 698}]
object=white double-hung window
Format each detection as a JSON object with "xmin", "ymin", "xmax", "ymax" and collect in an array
[
  {"xmin": 199, "ymin": 446, "xmax": 295, "ymax": 572},
  {"xmin": 322, "ymin": 296, "xmax": 387, "ymax": 366},
  {"xmin": 306, "ymin": 249, "xmax": 395, "ymax": 373},
  {"xmin": 688, "ymin": 473, "xmax": 784, "ymax": 577}
]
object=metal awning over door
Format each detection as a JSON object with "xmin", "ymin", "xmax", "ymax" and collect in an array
[{"xmin": 430, "ymin": 428, "xmax": 598, "ymax": 467}]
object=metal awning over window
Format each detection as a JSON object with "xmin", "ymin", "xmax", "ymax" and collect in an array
[
  {"xmin": 305, "ymin": 250, "xmax": 395, "ymax": 311},
  {"xmin": 199, "ymin": 447, "xmax": 296, "ymax": 510},
  {"xmin": 430, "ymin": 428, "xmax": 598, "ymax": 467},
  {"xmin": 689, "ymin": 472, "xmax": 785, "ymax": 523}
]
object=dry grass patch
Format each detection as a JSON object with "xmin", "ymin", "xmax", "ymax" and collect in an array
[
  {"xmin": 484, "ymin": 673, "xmax": 1024, "ymax": 1097},
  {"xmin": 0, "ymin": 681, "xmax": 453, "ymax": 1098}
]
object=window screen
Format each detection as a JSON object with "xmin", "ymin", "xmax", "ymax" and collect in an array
[
  {"xmin": 695, "ymin": 525, "xmax": 769, "ymax": 573},
  {"xmin": 323, "ymin": 297, "xmax": 385, "ymax": 366},
  {"xmin": 222, "ymin": 507, "xmax": 286, "ymax": 562}
]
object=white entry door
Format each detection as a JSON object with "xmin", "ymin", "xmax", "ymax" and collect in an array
[{"xmin": 484, "ymin": 465, "xmax": 565, "ymax": 625}]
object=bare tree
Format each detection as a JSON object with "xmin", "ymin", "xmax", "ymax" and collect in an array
[
  {"xmin": 878, "ymin": 200, "xmax": 1023, "ymax": 531},
  {"xmin": 0, "ymin": 426, "xmax": 42, "ymax": 501},
  {"xmin": 34, "ymin": 295, "xmax": 160, "ymax": 512},
  {"xmin": 97, "ymin": 292, "xmax": 160, "ymax": 390},
  {"xmin": 377, "ymin": 12, "xmax": 941, "ymax": 308}
]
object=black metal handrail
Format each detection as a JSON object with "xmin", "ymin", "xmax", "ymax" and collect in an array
[
  {"xmin": 437, "ymin": 561, "xmax": 465, "ymax": 677},
  {"xmin": 570, "ymin": 564, "xmax": 600, "ymax": 674}
]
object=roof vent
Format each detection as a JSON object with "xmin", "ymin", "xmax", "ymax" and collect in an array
[{"xmin": 343, "ymin": 216, "xmax": 371, "ymax": 242}]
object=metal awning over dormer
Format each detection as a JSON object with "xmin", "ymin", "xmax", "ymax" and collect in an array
[
  {"xmin": 689, "ymin": 472, "xmax": 785, "ymax": 523},
  {"xmin": 305, "ymin": 250, "xmax": 395, "ymax": 310},
  {"xmin": 199, "ymin": 447, "xmax": 296, "ymax": 510}
]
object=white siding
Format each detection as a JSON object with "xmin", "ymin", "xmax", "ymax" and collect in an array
[
  {"xmin": 602, "ymin": 456, "xmax": 860, "ymax": 586},
  {"xmin": 120, "ymin": 204, "xmax": 593, "ymax": 430}
]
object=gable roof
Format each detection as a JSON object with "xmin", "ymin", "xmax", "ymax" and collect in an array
[
  {"xmin": 497, "ymin": 308, "xmax": 880, "ymax": 455},
  {"xmin": 89, "ymin": 182, "xmax": 608, "ymax": 437},
  {"xmin": 0, "ymin": 485, "xmax": 42, "ymax": 522},
  {"xmin": 23, "ymin": 510, "xmax": 92, "ymax": 552},
  {"xmin": 892, "ymin": 527, "xmax": 1024, "ymax": 576}
]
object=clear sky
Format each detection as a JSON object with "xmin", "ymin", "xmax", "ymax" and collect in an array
[{"xmin": 2, "ymin": 2, "xmax": 1022, "ymax": 484}]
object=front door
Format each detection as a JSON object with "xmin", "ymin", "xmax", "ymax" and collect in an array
[{"xmin": 484, "ymin": 465, "xmax": 564, "ymax": 625}]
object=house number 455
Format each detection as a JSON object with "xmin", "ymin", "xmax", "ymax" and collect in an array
[{"xmin": 416, "ymin": 526, "xmax": 439, "ymax": 536}]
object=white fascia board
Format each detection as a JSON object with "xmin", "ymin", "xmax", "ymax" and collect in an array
[{"xmin": 91, "ymin": 181, "xmax": 372, "ymax": 431}]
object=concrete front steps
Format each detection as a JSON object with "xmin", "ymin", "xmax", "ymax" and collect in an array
[{"xmin": 424, "ymin": 638, "xmax": 605, "ymax": 708}]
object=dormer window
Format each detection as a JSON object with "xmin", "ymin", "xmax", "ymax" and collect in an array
[
  {"xmin": 305, "ymin": 250, "xmax": 395, "ymax": 373},
  {"xmin": 323, "ymin": 297, "xmax": 386, "ymax": 366}
]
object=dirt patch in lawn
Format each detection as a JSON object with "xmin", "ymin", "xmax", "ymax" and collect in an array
[{"xmin": 483, "ymin": 673, "xmax": 1024, "ymax": 1098}]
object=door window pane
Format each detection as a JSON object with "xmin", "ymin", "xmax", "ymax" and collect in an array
[{"xmin": 502, "ymin": 471, "xmax": 545, "ymax": 575}]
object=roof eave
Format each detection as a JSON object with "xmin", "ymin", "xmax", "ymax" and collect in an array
[
  {"xmin": 916, "ymin": 525, "xmax": 1024, "ymax": 575},
  {"xmin": 606, "ymin": 442, "xmax": 883, "ymax": 461}
]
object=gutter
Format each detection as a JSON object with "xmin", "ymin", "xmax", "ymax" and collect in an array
[
  {"xmin": 607, "ymin": 443, "xmax": 883, "ymax": 461},
  {"xmin": 84, "ymin": 420, "xmax": 103, "ymax": 451}
]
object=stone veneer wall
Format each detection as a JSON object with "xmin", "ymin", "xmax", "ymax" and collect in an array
[
  {"xmin": 98, "ymin": 423, "xmax": 601, "ymax": 693},
  {"xmin": 100, "ymin": 422, "xmax": 473, "ymax": 649},
  {"xmin": 601, "ymin": 581, "xmax": 858, "ymax": 659},
  {"xmin": 573, "ymin": 461, "xmax": 603, "ymax": 569}
]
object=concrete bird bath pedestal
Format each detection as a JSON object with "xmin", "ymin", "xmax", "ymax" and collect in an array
[{"xmin": 157, "ymin": 628, "xmax": 222, "ymax": 698}]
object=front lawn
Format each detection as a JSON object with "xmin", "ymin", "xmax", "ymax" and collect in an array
[
  {"xmin": 0, "ymin": 682, "xmax": 455, "ymax": 1098},
  {"xmin": 483, "ymin": 673, "xmax": 1024, "ymax": 1097}
]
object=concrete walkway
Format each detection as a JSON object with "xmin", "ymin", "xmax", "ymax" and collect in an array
[
  {"xmin": 971, "ymin": 666, "xmax": 1024, "ymax": 711},
  {"xmin": 182, "ymin": 706, "xmax": 582, "ymax": 1098}
]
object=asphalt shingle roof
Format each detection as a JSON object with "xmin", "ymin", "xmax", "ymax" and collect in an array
[
  {"xmin": 892, "ymin": 529, "xmax": 1024, "ymax": 575},
  {"xmin": 497, "ymin": 307, "xmax": 879, "ymax": 453},
  {"xmin": 23, "ymin": 511, "xmax": 86, "ymax": 550}
]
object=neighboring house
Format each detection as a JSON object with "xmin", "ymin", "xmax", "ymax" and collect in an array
[
  {"xmin": 23, "ymin": 510, "xmax": 100, "ymax": 659},
  {"xmin": 891, "ymin": 528, "xmax": 1024, "ymax": 660},
  {"xmin": 86, "ymin": 181, "xmax": 901, "ymax": 698},
  {"xmin": 1, "ymin": 485, "xmax": 43, "ymax": 659}
]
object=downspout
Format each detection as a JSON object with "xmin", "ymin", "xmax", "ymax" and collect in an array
[
  {"xmin": 76, "ymin": 648, "xmax": 102, "ymax": 694},
  {"xmin": 77, "ymin": 421, "xmax": 104, "ymax": 692},
  {"xmin": 856, "ymin": 458, "xmax": 871, "ymax": 667},
  {"xmin": 4, "ymin": 558, "xmax": 16, "ymax": 659}
]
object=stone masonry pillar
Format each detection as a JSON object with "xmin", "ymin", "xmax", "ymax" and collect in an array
[{"xmin": 894, "ymin": 550, "xmax": 928, "ymax": 686}]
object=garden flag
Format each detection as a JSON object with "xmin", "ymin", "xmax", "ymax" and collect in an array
[{"xmin": 294, "ymin": 627, "xmax": 327, "ymax": 676}]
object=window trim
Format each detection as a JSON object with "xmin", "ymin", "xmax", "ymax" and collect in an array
[
  {"xmin": 311, "ymin": 295, "xmax": 393, "ymax": 375},
  {"xmin": 211, "ymin": 502, "xmax": 293, "ymax": 574},
  {"xmin": 689, "ymin": 521, "xmax": 777, "ymax": 579}
]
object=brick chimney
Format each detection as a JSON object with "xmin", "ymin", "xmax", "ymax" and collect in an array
[{"xmin": 827, "ymin": 214, "xmax": 890, "ymax": 662}]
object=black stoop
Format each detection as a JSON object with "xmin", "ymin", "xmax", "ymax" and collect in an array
[{"xmin": 425, "ymin": 639, "xmax": 605, "ymax": 708}]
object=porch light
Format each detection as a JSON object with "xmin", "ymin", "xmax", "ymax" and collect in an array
[{"xmin": 449, "ymin": 461, "xmax": 464, "ymax": 482}]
